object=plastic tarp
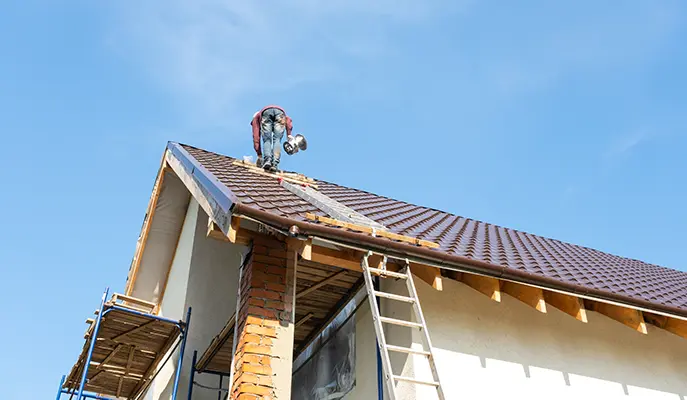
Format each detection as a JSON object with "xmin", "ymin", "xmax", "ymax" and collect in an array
[{"xmin": 292, "ymin": 288, "xmax": 366, "ymax": 399}]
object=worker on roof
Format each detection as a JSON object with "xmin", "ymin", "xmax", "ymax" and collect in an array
[{"xmin": 251, "ymin": 105, "xmax": 293, "ymax": 172}]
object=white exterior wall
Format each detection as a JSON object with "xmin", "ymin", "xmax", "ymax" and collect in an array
[
  {"xmin": 345, "ymin": 276, "xmax": 687, "ymax": 400},
  {"xmin": 341, "ymin": 302, "xmax": 380, "ymax": 400},
  {"xmin": 148, "ymin": 198, "xmax": 248, "ymax": 400}
]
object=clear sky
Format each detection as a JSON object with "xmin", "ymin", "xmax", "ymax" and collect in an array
[{"xmin": 1, "ymin": 1, "xmax": 686, "ymax": 398}]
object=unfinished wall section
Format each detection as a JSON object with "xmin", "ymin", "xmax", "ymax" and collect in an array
[
  {"xmin": 149, "ymin": 200, "xmax": 246, "ymax": 400},
  {"xmin": 231, "ymin": 235, "xmax": 296, "ymax": 400}
]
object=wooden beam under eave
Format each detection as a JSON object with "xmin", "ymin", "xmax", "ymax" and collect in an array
[
  {"xmin": 207, "ymin": 220, "xmax": 251, "ymax": 245},
  {"xmin": 287, "ymin": 237, "xmax": 313, "ymax": 260},
  {"xmin": 663, "ymin": 317, "xmax": 687, "ymax": 339},
  {"xmin": 460, "ymin": 273, "xmax": 501, "ymax": 302},
  {"xmin": 642, "ymin": 312, "xmax": 687, "ymax": 339},
  {"xmin": 228, "ymin": 216, "xmax": 240, "ymax": 243},
  {"xmin": 310, "ymin": 245, "xmax": 363, "ymax": 271},
  {"xmin": 644, "ymin": 312, "xmax": 687, "ymax": 339},
  {"xmin": 544, "ymin": 291, "xmax": 587, "ymax": 322},
  {"xmin": 301, "ymin": 239, "xmax": 312, "ymax": 260},
  {"xmin": 410, "ymin": 263, "xmax": 443, "ymax": 291},
  {"xmin": 296, "ymin": 313, "xmax": 314, "ymax": 328},
  {"xmin": 502, "ymin": 281, "xmax": 547, "ymax": 313},
  {"xmin": 297, "ymin": 270, "xmax": 349, "ymax": 299},
  {"xmin": 307, "ymin": 245, "xmax": 396, "ymax": 272},
  {"xmin": 590, "ymin": 302, "xmax": 647, "ymax": 334}
]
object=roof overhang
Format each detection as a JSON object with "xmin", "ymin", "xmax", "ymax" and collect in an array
[{"xmin": 128, "ymin": 142, "xmax": 687, "ymax": 326}]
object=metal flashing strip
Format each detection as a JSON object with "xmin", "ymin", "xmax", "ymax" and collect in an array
[
  {"xmin": 166, "ymin": 142, "xmax": 238, "ymax": 234},
  {"xmin": 280, "ymin": 180, "xmax": 386, "ymax": 230}
]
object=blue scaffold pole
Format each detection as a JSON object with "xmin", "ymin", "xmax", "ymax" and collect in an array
[
  {"xmin": 77, "ymin": 288, "xmax": 109, "ymax": 400},
  {"xmin": 172, "ymin": 307, "xmax": 192, "ymax": 400},
  {"xmin": 76, "ymin": 393, "xmax": 114, "ymax": 400},
  {"xmin": 187, "ymin": 350, "xmax": 198, "ymax": 400},
  {"xmin": 55, "ymin": 375, "xmax": 66, "ymax": 400}
]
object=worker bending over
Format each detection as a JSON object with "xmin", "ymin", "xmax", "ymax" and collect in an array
[{"xmin": 251, "ymin": 105, "xmax": 293, "ymax": 172}]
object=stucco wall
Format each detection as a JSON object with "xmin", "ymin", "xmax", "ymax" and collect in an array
[
  {"xmin": 347, "ymin": 276, "xmax": 687, "ymax": 400},
  {"xmin": 149, "ymin": 198, "xmax": 247, "ymax": 400},
  {"xmin": 340, "ymin": 302, "xmax": 379, "ymax": 400}
]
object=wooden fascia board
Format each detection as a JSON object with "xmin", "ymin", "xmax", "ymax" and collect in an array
[{"xmin": 124, "ymin": 153, "xmax": 170, "ymax": 296}]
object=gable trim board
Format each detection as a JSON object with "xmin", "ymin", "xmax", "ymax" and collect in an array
[
  {"xmin": 126, "ymin": 141, "xmax": 687, "ymax": 323},
  {"xmin": 125, "ymin": 159, "xmax": 191, "ymax": 302}
]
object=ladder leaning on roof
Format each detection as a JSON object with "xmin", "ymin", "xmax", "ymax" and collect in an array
[{"xmin": 361, "ymin": 252, "xmax": 446, "ymax": 400}]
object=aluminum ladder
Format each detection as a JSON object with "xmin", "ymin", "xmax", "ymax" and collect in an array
[{"xmin": 361, "ymin": 252, "xmax": 446, "ymax": 400}]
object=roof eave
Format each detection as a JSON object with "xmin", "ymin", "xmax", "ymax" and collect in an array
[
  {"xmin": 165, "ymin": 141, "xmax": 687, "ymax": 320},
  {"xmin": 233, "ymin": 202, "xmax": 687, "ymax": 319}
]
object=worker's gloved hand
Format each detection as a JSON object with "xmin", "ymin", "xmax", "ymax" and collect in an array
[{"xmin": 256, "ymin": 156, "xmax": 263, "ymax": 168}]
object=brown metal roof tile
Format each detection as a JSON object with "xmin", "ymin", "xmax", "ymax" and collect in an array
[{"xmin": 180, "ymin": 144, "xmax": 687, "ymax": 313}]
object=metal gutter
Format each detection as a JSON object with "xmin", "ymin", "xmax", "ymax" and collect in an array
[{"xmin": 232, "ymin": 203, "xmax": 687, "ymax": 320}]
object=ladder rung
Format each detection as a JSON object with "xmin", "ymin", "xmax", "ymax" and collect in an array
[
  {"xmin": 373, "ymin": 291, "xmax": 415, "ymax": 303},
  {"xmin": 386, "ymin": 344, "xmax": 430, "ymax": 356},
  {"xmin": 393, "ymin": 375, "xmax": 440, "ymax": 386},
  {"xmin": 368, "ymin": 268, "xmax": 407, "ymax": 279},
  {"xmin": 379, "ymin": 316, "xmax": 422, "ymax": 329}
]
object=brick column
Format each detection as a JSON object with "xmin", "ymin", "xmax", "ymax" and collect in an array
[{"xmin": 231, "ymin": 235, "xmax": 296, "ymax": 400}]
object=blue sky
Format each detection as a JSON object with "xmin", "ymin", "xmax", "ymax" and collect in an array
[{"xmin": 1, "ymin": 1, "xmax": 686, "ymax": 398}]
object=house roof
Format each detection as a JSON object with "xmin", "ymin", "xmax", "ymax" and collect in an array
[{"xmin": 177, "ymin": 143, "xmax": 687, "ymax": 316}]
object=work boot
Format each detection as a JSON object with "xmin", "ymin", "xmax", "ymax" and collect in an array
[
  {"xmin": 262, "ymin": 160, "xmax": 272, "ymax": 171},
  {"xmin": 269, "ymin": 165, "xmax": 278, "ymax": 173}
]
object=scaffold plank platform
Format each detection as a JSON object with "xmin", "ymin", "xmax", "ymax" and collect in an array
[{"xmin": 60, "ymin": 290, "xmax": 190, "ymax": 400}]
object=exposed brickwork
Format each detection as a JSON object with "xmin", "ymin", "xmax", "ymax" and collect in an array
[{"xmin": 231, "ymin": 235, "xmax": 295, "ymax": 400}]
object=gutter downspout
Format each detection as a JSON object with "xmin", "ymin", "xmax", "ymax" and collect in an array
[{"xmin": 232, "ymin": 202, "xmax": 687, "ymax": 320}]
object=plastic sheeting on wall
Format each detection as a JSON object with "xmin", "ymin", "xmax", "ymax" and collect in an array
[
  {"xmin": 292, "ymin": 316, "xmax": 355, "ymax": 399},
  {"xmin": 292, "ymin": 289, "xmax": 366, "ymax": 399}
]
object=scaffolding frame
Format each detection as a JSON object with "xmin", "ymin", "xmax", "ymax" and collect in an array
[
  {"xmin": 186, "ymin": 350, "xmax": 232, "ymax": 400},
  {"xmin": 56, "ymin": 288, "xmax": 192, "ymax": 400}
]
